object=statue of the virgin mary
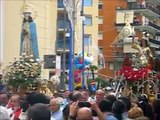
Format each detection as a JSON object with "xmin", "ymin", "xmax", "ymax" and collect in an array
[{"xmin": 20, "ymin": 11, "xmax": 39, "ymax": 60}]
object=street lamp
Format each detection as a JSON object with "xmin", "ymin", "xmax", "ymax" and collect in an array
[
  {"xmin": 81, "ymin": 0, "xmax": 85, "ymax": 89},
  {"xmin": 63, "ymin": 0, "xmax": 74, "ymax": 92},
  {"xmin": 64, "ymin": 0, "xmax": 84, "ymax": 91}
]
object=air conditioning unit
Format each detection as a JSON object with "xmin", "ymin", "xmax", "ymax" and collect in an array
[
  {"xmin": 117, "ymin": 6, "xmax": 121, "ymax": 9},
  {"xmin": 127, "ymin": 0, "xmax": 137, "ymax": 2}
]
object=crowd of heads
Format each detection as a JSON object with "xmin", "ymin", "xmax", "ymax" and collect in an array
[{"xmin": 0, "ymin": 89, "xmax": 160, "ymax": 120}]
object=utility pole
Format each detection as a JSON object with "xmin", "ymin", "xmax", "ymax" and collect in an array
[
  {"xmin": 63, "ymin": 0, "xmax": 74, "ymax": 92},
  {"xmin": 81, "ymin": 0, "xmax": 85, "ymax": 89}
]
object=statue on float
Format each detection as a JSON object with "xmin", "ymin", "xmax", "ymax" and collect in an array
[
  {"xmin": 20, "ymin": 4, "xmax": 39, "ymax": 60},
  {"xmin": 112, "ymin": 21, "xmax": 157, "ymax": 102}
]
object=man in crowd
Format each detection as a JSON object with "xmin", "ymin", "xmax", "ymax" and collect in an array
[
  {"xmin": 95, "ymin": 90, "xmax": 105, "ymax": 105},
  {"xmin": 76, "ymin": 107, "xmax": 93, "ymax": 120},
  {"xmin": 0, "ymin": 93, "xmax": 10, "ymax": 107},
  {"xmin": 27, "ymin": 103, "xmax": 50, "ymax": 120},
  {"xmin": 0, "ymin": 93, "xmax": 10, "ymax": 120},
  {"xmin": 50, "ymin": 98, "xmax": 63, "ymax": 120},
  {"xmin": 118, "ymin": 97, "xmax": 131, "ymax": 120},
  {"xmin": 9, "ymin": 94, "xmax": 22, "ymax": 120}
]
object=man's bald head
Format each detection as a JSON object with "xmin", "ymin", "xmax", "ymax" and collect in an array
[
  {"xmin": 76, "ymin": 107, "xmax": 93, "ymax": 120},
  {"xmin": 96, "ymin": 89, "xmax": 105, "ymax": 102},
  {"xmin": 49, "ymin": 98, "xmax": 60, "ymax": 112}
]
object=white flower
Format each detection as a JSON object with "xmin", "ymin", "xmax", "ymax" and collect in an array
[
  {"xmin": 25, "ymin": 63, "xmax": 30, "ymax": 66},
  {"xmin": 34, "ymin": 63, "xmax": 38, "ymax": 65},
  {"xmin": 30, "ymin": 55, "xmax": 34, "ymax": 57},
  {"xmin": 22, "ymin": 53, "xmax": 26, "ymax": 56},
  {"xmin": 30, "ymin": 59, "xmax": 34, "ymax": 62}
]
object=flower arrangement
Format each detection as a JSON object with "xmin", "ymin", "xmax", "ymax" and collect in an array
[{"xmin": 2, "ymin": 54, "xmax": 41, "ymax": 91}]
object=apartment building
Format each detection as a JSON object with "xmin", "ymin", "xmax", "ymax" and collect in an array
[
  {"xmin": 56, "ymin": 0, "xmax": 98, "ymax": 70},
  {"xmin": 98, "ymin": 0, "xmax": 160, "ymax": 77}
]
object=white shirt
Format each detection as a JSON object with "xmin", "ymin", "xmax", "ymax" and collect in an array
[
  {"xmin": 51, "ymin": 108, "xmax": 63, "ymax": 120},
  {"xmin": 0, "ymin": 106, "xmax": 10, "ymax": 120}
]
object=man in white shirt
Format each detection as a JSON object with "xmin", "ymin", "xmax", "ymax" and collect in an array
[
  {"xmin": 0, "ymin": 106, "xmax": 10, "ymax": 120},
  {"xmin": 0, "ymin": 93, "xmax": 9, "ymax": 120},
  {"xmin": 49, "ymin": 98, "xmax": 63, "ymax": 120}
]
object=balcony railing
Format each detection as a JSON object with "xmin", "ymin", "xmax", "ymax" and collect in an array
[
  {"xmin": 56, "ymin": 39, "xmax": 70, "ymax": 50},
  {"xmin": 117, "ymin": 3, "xmax": 160, "ymax": 18},
  {"xmin": 116, "ymin": 21, "xmax": 160, "ymax": 33},
  {"xmin": 58, "ymin": 0, "xmax": 64, "ymax": 8},
  {"xmin": 146, "ymin": 0, "xmax": 160, "ymax": 5},
  {"xmin": 149, "ymin": 22, "xmax": 160, "ymax": 31},
  {"xmin": 128, "ymin": 4, "xmax": 160, "ymax": 16},
  {"xmin": 58, "ymin": 20, "xmax": 69, "ymax": 29},
  {"xmin": 147, "ymin": 5, "xmax": 160, "ymax": 16},
  {"xmin": 149, "ymin": 38, "xmax": 160, "ymax": 48}
]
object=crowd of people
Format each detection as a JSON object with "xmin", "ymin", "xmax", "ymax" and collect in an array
[{"xmin": 0, "ymin": 89, "xmax": 160, "ymax": 120}]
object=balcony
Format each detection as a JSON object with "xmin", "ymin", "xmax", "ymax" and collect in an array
[
  {"xmin": 146, "ymin": 0, "xmax": 160, "ymax": 5},
  {"xmin": 117, "ymin": 4, "xmax": 160, "ymax": 19},
  {"xmin": 61, "ymin": 59, "xmax": 69, "ymax": 70},
  {"xmin": 149, "ymin": 38, "xmax": 160, "ymax": 48},
  {"xmin": 58, "ymin": 0, "xmax": 64, "ymax": 10},
  {"xmin": 58, "ymin": 20, "xmax": 69, "ymax": 31},
  {"xmin": 116, "ymin": 22, "xmax": 160, "ymax": 34},
  {"xmin": 56, "ymin": 39, "xmax": 70, "ymax": 52}
]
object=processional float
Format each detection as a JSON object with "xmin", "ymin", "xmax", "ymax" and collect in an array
[{"xmin": 112, "ymin": 21, "xmax": 158, "ymax": 102}]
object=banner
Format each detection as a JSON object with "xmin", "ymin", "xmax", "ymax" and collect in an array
[{"xmin": 56, "ymin": 56, "xmax": 61, "ymax": 76}]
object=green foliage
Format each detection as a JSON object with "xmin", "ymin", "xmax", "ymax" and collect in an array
[
  {"xmin": 87, "ymin": 79, "xmax": 92, "ymax": 84},
  {"xmin": 88, "ymin": 65, "xmax": 99, "ymax": 80},
  {"xmin": 2, "ymin": 54, "xmax": 41, "ymax": 88},
  {"xmin": 95, "ymin": 77, "xmax": 108, "ymax": 89},
  {"xmin": 88, "ymin": 65, "xmax": 99, "ymax": 71}
]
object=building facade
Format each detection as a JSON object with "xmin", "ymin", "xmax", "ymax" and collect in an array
[
  {"xmin": 0, "ymin": 0, "xmax": 57, "ymax": 78},
  {"xmin": 56, "ymin": 0, "xmax": 99, "ymax": 70},
  {"xmin": 98, "ymin": 0, "xmax": 160, "ymax": 77},
  {"xmin": 0, "ymin": 0, "xmax": 99, "ymax": 79}
]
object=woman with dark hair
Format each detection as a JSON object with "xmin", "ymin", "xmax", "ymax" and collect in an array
[
  {"xmin": 112, "ymin": 100, "xmax": 125, "ymax": 120},
  {"xmin": 153, "ymin": 100, "xmax": 160, "ymax": 120},
  {"xmin": 138, "ymin": 94, "xmax": 154, "ymax": 120}
]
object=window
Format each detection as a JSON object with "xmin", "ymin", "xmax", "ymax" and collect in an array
[
  {"xmin": 109, "ymin": 63, "xmax": 114, "ymax": 70},
  {"xmin": 98, "ymin": 4, "xmax": 103, "ymax": 9},
  {"xmin": 98, "ymin": 32, "xmax": 103, "ymax": 40},
  {"xmin": 157, "ymin": 36, "xmax": 160, "ymax": 41},
  {"xmin": 84, "ymin": 0, "xmax": 92, "ymax": 6},
  {"xmin": 84, "ymin": 35, "xmax": 91, "ymax": 46},
  {"xmin": 98, "ymin": 17, "xmax": 103, "ymax": 24},
  {"xmin": 84, "ymin": 16, "xmax": 92, "ymax": 26}
]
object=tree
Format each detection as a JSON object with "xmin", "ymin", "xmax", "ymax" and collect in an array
[
  {"xmin": 95, "ymin": 77, "xmax": 108, "ymax": 90},
  {"xmin": 88, "ymin": 65, "xmax": 98, "ymax": 80}
]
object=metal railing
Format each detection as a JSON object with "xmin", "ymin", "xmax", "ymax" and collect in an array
[
  {"xmin": 117, "ymin": 3, "xmax": 160, "ymax": 16},
  {"xmin": 149, "ymin": 22, "xmax": 160, "ymax": 31}
]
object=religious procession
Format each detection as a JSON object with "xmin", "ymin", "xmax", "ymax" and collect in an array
[{"xmin": 0, "ymin": 0, "xmax": 160, "ymax": 120}]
